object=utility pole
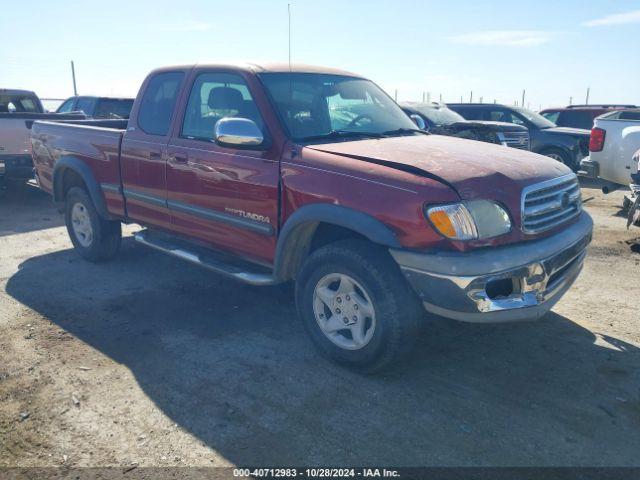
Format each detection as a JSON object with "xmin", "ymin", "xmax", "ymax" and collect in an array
[
  {"xmin": 521, "ymin": 89, "xmax": 525, "ymax": 108},
  {"xmin": 422, "ymin": 91, "xmax": 425, "ymax": 102},
  {"xmin": 427, "ymin": 92, "xmax": 431, "ymax": 103},
  {"xmin": 569, "ymin": 96, "xmax": 573, "ymax": 105},
  {"xmin": 470, "ymin": 91, "xmax": 473, "ymax": 103},
  {"xmin": 439, "ymin": 93, "xmax": 442, "ymax": 103},
  {"xmin": 585, "ymin": 87, "xmax": 590, "ymax": 105},
  {"xmin": 70, "ymin": 60, "xmax": 78, "ymax": 96},
  {"xmin": 394, "ymin": 89, "xmax": 398, "ymax": 102}
]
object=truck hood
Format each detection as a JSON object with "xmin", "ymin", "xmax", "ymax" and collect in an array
[
  {"xmin": 306, "ymin": 134, "xmax": 570, "ymax": 199},
  {"xmin": 542, "ymin": 126, "xmax": 591, "ymax": 138}
]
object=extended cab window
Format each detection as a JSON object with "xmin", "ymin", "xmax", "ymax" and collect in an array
[
  {"xmin": 181, "ymin": 72, "xmax": 264, "ymax": 141},
  {"xmin": 94, "ymin": 98, "xmax": 134, "ymax": 119},
  {"xmin": 0, "ymin": 94, "xmax": 41, "ymax": 113},
  {"xmin": 138, "ymin": 72, "xmax": 184, "ymax": 136}
]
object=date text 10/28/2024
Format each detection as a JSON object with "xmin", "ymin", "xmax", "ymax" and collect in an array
[{"xmin": 233, "ymin": 468, "xmax": 400, "ymax": 478}]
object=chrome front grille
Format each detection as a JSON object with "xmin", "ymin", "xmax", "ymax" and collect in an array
[
  {"xmin": 521, "ymin": 174, "xmax": 581, "ymax": 234},
  {"xmin": 497, "ymin": 131, "xmax": 530, "ymax": 150}
]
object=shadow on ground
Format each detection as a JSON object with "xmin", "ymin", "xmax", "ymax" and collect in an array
[
  {"xmin": 5, "ymin": 240, "xmax": 640, "ymax": 466},
  {"xmin": 0, "ymin": 182, "xmax": 62, "ymax": 237}
]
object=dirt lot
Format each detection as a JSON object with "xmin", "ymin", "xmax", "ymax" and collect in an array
[{"xmin": 1, "ymin": 179, "xmax": 639, "ymax": 468}]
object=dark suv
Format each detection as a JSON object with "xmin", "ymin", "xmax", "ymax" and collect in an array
[
  {"xmin": 448, "ymin": 103, "xmax": 590, "ymax": 170},
  {"xmin": 401, "ymin": 103, "xmax": 530, "ymax": 150},
  {"xmin": 539, "ymin": 105, "xmax": 637, "ymax": 130}
]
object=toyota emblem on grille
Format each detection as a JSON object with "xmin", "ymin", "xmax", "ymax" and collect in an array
[
  {"xmin": 518, "ymin": 137, "xmax": 525, "ymax": 145},
  {"xmin": 561, "ymin": 192, "xmax": 570, "ymax": 208}
]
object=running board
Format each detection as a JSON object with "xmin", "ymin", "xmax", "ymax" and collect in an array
[{"xmin": 134, "ymin": 230, "xmax": 277, "ymax": 286}]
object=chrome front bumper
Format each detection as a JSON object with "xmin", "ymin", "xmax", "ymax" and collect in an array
[{"xmin": 390, "ymin": 212, "xmax": 593, "ymax": 323}]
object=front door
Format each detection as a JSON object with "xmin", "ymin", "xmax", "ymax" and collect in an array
[{"xmin": 165, "ymin": 70, "xmax": 280, "ymax": 266}]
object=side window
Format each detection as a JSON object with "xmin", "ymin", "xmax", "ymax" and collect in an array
[
  {"xmin": 508, "ymin": 111, "xmax": 527, "ymax": 126},
  {"xmin": 57, "ymin": 99, "xmax": 76, "ymax": 113},
  {"xmin": 138, "ymin": 71, "xmax": 184, "ymax": 136},
  {"xmin": 76, "ymin": 98, "xmax": 96, "ymax": 116},
  {"xmin": 181, "ymin": 72, "xmax": 264, "ymax": 141},
  {"xmin": 457, "ymin": 107, "xmax": 481, "ymax": 120},
  {"xmin": 487, "ymin": 109, "xmax": 509, "ymax": 122},
  {"xmin": 560, "ymin": 111, "xmax": 594, "ymax": 129},
  {"xmin": 542, "ymin": 111, "xmax": 560, "ymax": 124}
]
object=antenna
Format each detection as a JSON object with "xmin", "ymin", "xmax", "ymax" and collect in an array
[
  {"xmin": 70, "ymin": 60, "xmax": 78, "ymax": 96},
  {"xmin": 288, "ymin": 4, "xmax": 292, "ymax": 71}
]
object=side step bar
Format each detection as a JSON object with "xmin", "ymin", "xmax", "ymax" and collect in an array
[{"xmin": 134, "ymin": 230, "xmax": 277, "ymax": 286}]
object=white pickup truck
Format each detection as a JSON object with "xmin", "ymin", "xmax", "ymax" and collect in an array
[
  {"xmin": 581, "ymin": 109, "xmax": 640, "ymax": 196},
  {"xmin": 0, "ymin": 89, "xmax": 82, "ymax": 186}
]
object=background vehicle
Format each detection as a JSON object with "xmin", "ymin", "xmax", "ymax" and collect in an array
[
  {"xmin": 0, "ymin": 88, "xmax": 83, "ymax": 186},
  {"xmin": 448, "ymin": 103, "xmax": 590, "ymax": 170},
  {"xmin": 31, "ymin": 63, "xmax": 592, "ymax": 371},
  {"xmin": 401, "ymin": 103, "xmax": 530, "ymax": 150},
  {"xmin": 540, "ymin": 105, "xmax": 637, "ymax": 130},
  {"xmin": 56, "ymin": 96, "xmax": 134, "ymax": 119},
  {"xmin": 581, "ymin": 109, "xmax": 640, "ymax": 195}
]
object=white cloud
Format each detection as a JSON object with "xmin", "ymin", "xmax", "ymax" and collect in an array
[
  {"xmin": 582, "ymin": 10, "xmax": 640, "ymax": 27},
  {"xmin": 447, "ymin": 30, "xmax": 556, "ymax": 47},
  {"xmin": 156, "ymin": 21, "xmax": 211, "ymax": 32}
]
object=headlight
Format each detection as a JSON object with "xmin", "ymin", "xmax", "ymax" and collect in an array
[{"xmin": 426, "ymin": 200, "xmax": 511, "ymax": 241}]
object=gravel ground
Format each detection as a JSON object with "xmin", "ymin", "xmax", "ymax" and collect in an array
[{"xmin": 1, "ymin": 179, "xmax": 639, "ymax": 468}]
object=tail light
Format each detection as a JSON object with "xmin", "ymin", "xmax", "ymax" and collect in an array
[{"xmin": 589, "ymin": 127, "xmax": 606, "ymax": 152}]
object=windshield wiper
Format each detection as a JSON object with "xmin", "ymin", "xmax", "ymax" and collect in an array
[
  {"xmin": 300, "ymin": 130, "xmax": 385, "ymax": 142},
  {"xmin": 381, "ymin": 128, "xmax": 429, "ymax": 136}
]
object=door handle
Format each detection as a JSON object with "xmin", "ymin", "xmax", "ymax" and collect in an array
[
  {"xmin": 148, "ymin": 151, "xmax": 162, "ymax": 160},
  {"xmin": 168, "ymin": 154, "xmax": 188, "ymax": 164}
]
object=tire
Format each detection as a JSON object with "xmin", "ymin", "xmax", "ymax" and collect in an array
[
  {"xmin": 295, "ymin": 239, "xmax": 424, "ymax": 373},
  {"xmin": 64, "ymin": 187, "xmax": 121, "ymax": 262},
  {"xmin": 540, "ymin": 147, "xmax": 574, "ymax": 170}
]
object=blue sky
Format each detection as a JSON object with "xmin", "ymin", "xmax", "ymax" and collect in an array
[{"xmin": 2, "ymin": 0, "xmax": 639, "ymax": 110}]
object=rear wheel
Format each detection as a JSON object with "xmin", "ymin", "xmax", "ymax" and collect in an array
[
  {"xmin": 295, "ymin": 239, "xmax": 424, "ymax": 373},
  {"xmin": 64, "ymin": 187, "xmax": 121, "ymax": 262}
]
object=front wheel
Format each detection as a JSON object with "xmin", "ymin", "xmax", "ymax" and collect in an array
[
  {"xmin": 64, "ymin": 187, "xmax": 121, "ymax": 262},
  {"xmin": 295, "ymin": 239, "xmax": 424, "ymax": 373},
  {"xmin": 541, "ymin": 147, "xmax": 575, "ymax": 170}
]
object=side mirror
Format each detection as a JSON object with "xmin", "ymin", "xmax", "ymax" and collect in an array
[
  {"xmin": 410, "ymin": 114, "xmax": 426, "ymax": 130},
  {"xmin": 214, "ymin": 117, "xmax": 264, "ymax": 147}
]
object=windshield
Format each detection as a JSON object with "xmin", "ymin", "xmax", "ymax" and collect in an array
[
  {"xmin": 513, "ymin": 106, "xmax": 556, "ymax": 129},
  {"xmin": 0, "ymin": 93, "xmax": 42, "ymax": 113},
  {"xmin": 259, "ymin": 73, "xmax": 418, "ymax": 141},
  {"xmin": 413, "ymin": 105, "xmax": 465, "ymax": 126}
]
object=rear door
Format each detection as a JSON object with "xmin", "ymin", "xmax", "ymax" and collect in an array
[
  {"xmin": 165, "ymin": 69, "xmax": 280, "ymax": 266},
  {"xmin": 120, "ymin": 70, "xmax": 187, "ymax": 229}
]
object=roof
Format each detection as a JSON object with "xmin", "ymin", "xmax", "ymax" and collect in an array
[
  {"xmin": 0, "ymin": 89, "xmax": 37, "ymax": 96},
  {"xmin": 148, "ymin": 62, "xmax": 363, "ymax": 78},
  {"xmin": 400, "ymin": 102, "xmax": 445, "ymax": 109},
  {"xmin": 447, "ymin": 103, "xmax": 508, "ymax": 107}
]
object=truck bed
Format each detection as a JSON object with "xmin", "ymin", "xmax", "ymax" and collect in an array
[
  {"xmin": 590, "ymin": 115, "xmax": 640, "ymax": 186},
  {"xmin": 31, "ymin": 119, "xmax": 128, "ymax": 216}
]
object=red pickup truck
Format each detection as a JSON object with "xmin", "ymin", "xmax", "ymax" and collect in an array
[{"xmin": 31, "ymin": 63, "xmax": 593, "ymax": 371}]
